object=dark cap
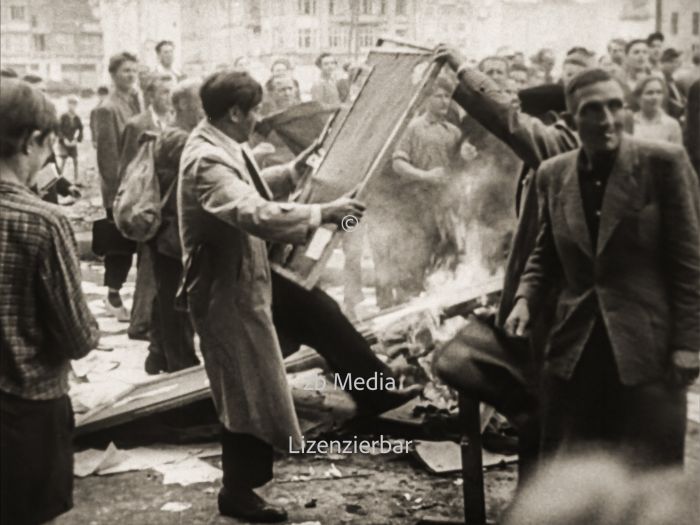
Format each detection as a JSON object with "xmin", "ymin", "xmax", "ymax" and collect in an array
[{"xmin": 661, "ymin": 48, "xmax": 682, "ymax": 62}]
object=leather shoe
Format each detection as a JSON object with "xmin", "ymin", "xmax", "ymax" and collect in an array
[
  {"xmin": 218, "ymin": 487, "xmax": 287, "ymax": 523},
  {"xmin": 144, "ymin": 352, "xmax": 167, "ymax": 375}
]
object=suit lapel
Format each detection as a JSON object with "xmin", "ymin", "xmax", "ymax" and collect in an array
[
  {"xmin": 596, "ymin": 137, "xmax": 638, "ymax": 256},
  {"xmin": 562, "ymin": 154, "xmax": 594, "ymax": 259}
]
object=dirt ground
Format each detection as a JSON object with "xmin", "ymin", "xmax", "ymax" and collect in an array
[
  {"xmin": 61, "ymin": 450, "xmax": 517, "ymax": 525},
  {"xmin": 50, "ymin": 94, "xmax": 700, "ymax": 525}
]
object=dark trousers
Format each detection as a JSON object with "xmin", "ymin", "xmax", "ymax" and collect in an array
[
  {"xmin": 221, "ymin": 430, "xmax": 274, "ymax": 489},
  {"xmin": 541, "ymin": 319, "xmax": 687, "ymax": 469},
  {"xmin": 0, "ymin": 392, "xmax": 74, "ymax": 525},
  {"xmin": 270, "ymin": 271, "xmax": 393, "ymax": 408},
  {"xmin": 150, "ymin": 250, "xmax": 198, "ymax": 372},
  {"xmin": 103, "ymin": 208, "xmax": 135, "ymax": 291},
  {"xmin": 104, "ymin": 252, "xmax": 133, "ymax": 290}
]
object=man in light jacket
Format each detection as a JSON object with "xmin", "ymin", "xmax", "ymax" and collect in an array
[{"xmin": 178, "ymin": 70, "xmax": 364, "ymax": 523}]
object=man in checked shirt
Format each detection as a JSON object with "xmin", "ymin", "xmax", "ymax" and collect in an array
[{"xmin": 0, "ymin": 79, "xmax": 99, "ymax": 525}]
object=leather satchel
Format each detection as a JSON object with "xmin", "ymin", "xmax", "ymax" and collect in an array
[{"xmin": 91, "ymin": 217, "xmax": 137, "ymax": 257}]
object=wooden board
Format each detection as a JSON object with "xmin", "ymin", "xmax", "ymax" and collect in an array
[{"xmin": 270, "ymin": 45, "xmax": 442, "ymax": 289}]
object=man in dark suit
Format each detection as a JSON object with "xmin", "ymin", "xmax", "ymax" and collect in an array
[
  {"xmin": 507, "ymin": 68, "xmax": 700, "ymax": 469},
  {"xmin": 118, "ymin": 75, "xmax": 173, "ymax": 342},
  {"xmin": 94, "ymin": 52, "xmax": 141, "ymax": 321}
]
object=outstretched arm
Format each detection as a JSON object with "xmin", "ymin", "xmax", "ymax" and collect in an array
[{"xmin": 436, "ymin": 45, "xmax": 577, "ymax": 170}]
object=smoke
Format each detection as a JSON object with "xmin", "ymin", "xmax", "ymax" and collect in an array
[{"xmin": 363, "ymin": 138, "xmax": 518, "ymax": 303}]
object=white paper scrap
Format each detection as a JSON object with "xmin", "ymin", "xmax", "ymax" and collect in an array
[
  {"xmin": 74, "ymin": 442, "xmax": 124, "ymax": 477},
  {"xmin": 155, "ymin": 457, "xmax": 222, "ymax": 486},
  {"xmin": 160, "ymin": 502, "xmax": 192, "ymax": 512}
]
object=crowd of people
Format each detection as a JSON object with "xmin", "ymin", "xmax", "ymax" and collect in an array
[{"xmin": 1, "ymin": 27, "xmax": 699, "ymax": 524}]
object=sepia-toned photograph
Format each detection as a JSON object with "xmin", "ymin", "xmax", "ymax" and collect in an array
[{"xmin": 1, "ymin": 0, "xmax": 699, "ymax": 523}]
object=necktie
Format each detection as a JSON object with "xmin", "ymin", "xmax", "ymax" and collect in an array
[{"xmin": 241, "ymin": 147, "xmax": 272, "ymax": 201}]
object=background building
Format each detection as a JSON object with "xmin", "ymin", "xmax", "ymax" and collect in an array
[
  {"xmin": 4, "ymin": 0, "xmax": 694, "ymax": 88},
  {"xmin": 96, "ymin": 0, "xmax": 182, "ymax": 80},
  {"xmin": 1, "ymin": 0, "xmax": 103, "ymax": 87},
  {"xmin": 658, "ymin": 0, "xmax": 700, "ymax": 58}
]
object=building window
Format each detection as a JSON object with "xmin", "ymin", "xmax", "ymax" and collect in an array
[
  {"xmin": 357, "ymin": 26, "xmax": 376, "ymax": 48},
  {"xmin": 298, "ymin": 0, "xmax": 316, "ymax": 15},
  {"xmin": 361, "ymin": 0, "xmax": 372, "ymax": 15},
  {"xmin": 298, "ymin": 28, "xmax": 315, "ymax": 48},
  {"xmin": 693, "ymin": 12, "xmax": 699, "ymax": 36},
  {"xmin": 379, "ymin": 0, "xmax": 386, "ymax": 15},
  {"xmin": 328, "ymin": 26, "xmax": 348, "ymax": 48},
  {"xmin": 61, "ymin": 64, "xmax": 97, "ymax": 73},
  {"xmin": 396, "ymin": 0, "xmax": 406, "ymax": 16},
  {"xmin": 670, "ymin": 12, "xmax": 679, "ymax": 35},
  {"xmin": 10, "ymin": 5, "xmax": 26, "ymax": 20},
  {"xmin": 33, "ymin": 34, "xmax": 46, "ymax": 51},
  {"xmin": 329, "ymin": 0, "xmax": 334, "ymax": 14},
  {"xmin": 30, "ymin": 15, "xmax": 37, "ymax": 27}
]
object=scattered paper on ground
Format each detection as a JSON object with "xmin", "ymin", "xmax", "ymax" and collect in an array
[
  {"xmin": 74, "ymin": 442, "xmax": 221, "ymax": 479},
  {"xmin": 155, "ymin": 457, "xmax": 222, "ymax": 486},
  {"xmin": 74, "ymin": 442, "xmax": 125, "ymax": 477},
  {"xmin": 160, "ymin": 502, "xmax": 192, "ymax": 512},
  {"xmin": 413, "ymin": 440, "xmax": 517, "ymax": 474}
]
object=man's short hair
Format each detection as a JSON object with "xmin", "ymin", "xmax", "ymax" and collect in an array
[
  {"xmin": 155, "ymin": 40, "xmax": 174, "ymax": 54},
  {"xmin": 478, "ymin": 55, "xmax": 509, "ymax": 73},
  {"xmin": 143, "ymin": 75, "xmax": 173, "ymax": 97},
  {"xmin": 315, "ymin": 52, "xmax": 335, "ymax": 69},
  {"xmin": 510, "ymin": 62, "xmax": 529, "ymax": 74},
  {"xmin": 97, "ymin": 85, "xmax": 109, "ymax": 96},
  {"xmin": 200, "ymin": 70, "xmax": 263, "ymax": 120},
  {"xmin": 171, "ymin": 79, "xmax": 201, "ymax": 108},
  {"xmin": 565, "ymin": 68, "xmax": 614, "ymax": 113},
  {"xmin": 625, "ymin": 39, "xmax": 648, "ymax": 54},
  {"xmin": 608, "ymin": 38, "xmax": 627, "ymax": 48},
  {"xmin": 647, "ymin": 32, "xmax": 664, "ymax": 45},
  {"xmin": 660, "ymin": 48, "xmax": 682, "ymax": 63},
  {"xmin": 563, "ymin": 56, "xmax": 591, "ymax": 69},
  {"xmin": 567, "ymin": 46, "xmax": 593, "ymax": 58},
  {"xmin": 1, "ymin": 67, "xmax": 18, "ymax": 78},
  {"xmin": 270, "ymin": 57, "xmax": 292, "ymax": 72},
  {"xmin": 272, "ymin": 74, "xmax": 295, "ymax": 90},
  {"xmin": 0, "ymin": 79, "xmax": 58, "ymax": 158},
  {"xmin": 67, "ymin": 95, "xmax": 79, "ymax": 104},
  {"xmin": 108, "ymin": 51, "xmax": 138, "ymax": 75},
  {"xmin": 22, "ymin": 74, "xmax": 43, "ymax": 85}
]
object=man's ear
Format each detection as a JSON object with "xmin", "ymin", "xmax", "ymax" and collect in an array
[
  {"xmin": 228, "ymin": 106, "xmax": 241, "ymax": 124},
  {"xmin": 21, "ymin": 130, "xmax": 44, "ymax": 155}
]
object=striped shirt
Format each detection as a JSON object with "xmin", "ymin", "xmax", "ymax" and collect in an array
[{"xmin": 0, "ymin": 178, "xmax": 99, "ymax": 400}]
